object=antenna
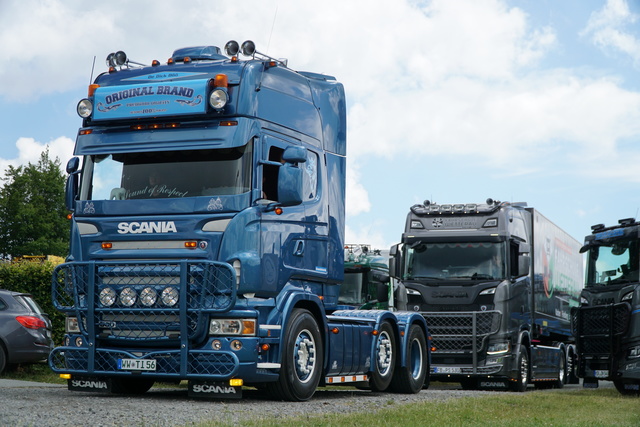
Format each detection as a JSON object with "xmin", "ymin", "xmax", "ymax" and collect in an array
[
  {"xmin": 89, "ymin": 56, "xmax": 96, "ymax": 84},
  {"xmin": 266, "ymin": 4, "xmax": 279, "ymax": 53}
]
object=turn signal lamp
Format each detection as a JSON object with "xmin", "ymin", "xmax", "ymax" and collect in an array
[
  {"xmin": 88, "ymin": 84, "xmax": 99, "ymax": 97},
  {"xmin": 229, "ymin": 378, "xmax": 243, "ymax": 387},
  {"xmin": 60, "ymin": 374, "xmax": 72, "ymax": 380},
  {"xmin": 184, "ymin": 241, "xmax": 197, "ymax": 249},
  {"xmin": 101, "ymin": 242, "xmax": 113, "ymax": 250}
]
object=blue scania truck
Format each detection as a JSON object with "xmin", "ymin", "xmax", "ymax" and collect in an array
[{"xmin": 48, "ymin": 41, "xmax": 428, "ymax": 401}]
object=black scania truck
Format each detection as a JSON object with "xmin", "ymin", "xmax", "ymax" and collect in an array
[{"xmin": 389, "ymin": 199, "xmax": 583, "ymax": 391}]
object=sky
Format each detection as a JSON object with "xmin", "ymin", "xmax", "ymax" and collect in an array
[{"xmin": 1, "ymin": 0, "xmax": 640, "ymax": 251}]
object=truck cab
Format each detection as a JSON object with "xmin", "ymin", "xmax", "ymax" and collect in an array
[{"xmin": 573, "ymin": 218, "xmax": 640, "ymax": 395}]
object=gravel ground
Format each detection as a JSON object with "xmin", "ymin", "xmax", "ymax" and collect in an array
[
  {"xmin": 0, "ymin": 380, "xmax": 594, "ymax": 427},
  {"xmin": 0, "ymin": 380, "xmax": 516, "ymax": 427}
]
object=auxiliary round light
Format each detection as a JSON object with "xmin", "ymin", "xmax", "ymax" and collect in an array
[
  {"xmin": 140, "ymin": 287, "xmax": 158, "ymax": 307},
  {"xmin": 224, "ymin": 40, "xmax": 239, "ymax": 56},
  {"xmin": 161, "ymin": 287, "xmax": 179, "ymax": 307},
  {"xmin": 209, "ymin": 89, "xmax": 228, "ymax": 110},
  {"xmin": 231, "ymin": 340, "xmax": 243, "ymax": 351},
  {"xmin": 99, "ymin": 287, "xmax": 117, "ymax": 307},
  {"xmin": 211, "ymin": 339, "xmax": 222, "ymax": 350},
  {"xmin": 119, "ymin": 287, "xmax": 137, "ymax": 307},
  {"xmin": 77, "ymin": 99, "xmax": 93, "ymax": 118},
  {"xmin": 240, "ymin": 40, "xmax": 256, "ymax": 56},
  {"xmin": 75, "ymin": 336, "xmax": 84, "ymax": 347}
]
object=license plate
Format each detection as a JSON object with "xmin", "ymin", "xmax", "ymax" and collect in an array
[
  {"xmin": 434, "ymin": 366, "xmax": 461, "ymax": 374},
  {"xmin": 118, "ymin": 358, "xmax": 156, "ymax": 371},
  {"xmin": 594, "ymin": 369, "xmax": 609, "ymax": 379}
]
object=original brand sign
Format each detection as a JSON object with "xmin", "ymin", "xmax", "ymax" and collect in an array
[
  {"xmin": 429, "ymin": 217, "xmax": 483, "ymax": 230},
  {"xmin": 93, "ymin": 79, "xmax": 208, "ymax": 121},
  {"xmin": 188, "ymin": 382, "xmax": 242, "ymax": 399}
]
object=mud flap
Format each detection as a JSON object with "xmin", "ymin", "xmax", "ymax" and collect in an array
[
  {"xmin": 68, "ymin": 376, "xmax": 112, "ymax": 392},
  {"xmin": 188, "ymin": 380, "xmax": 242, "ymax": 399},
  {"xmin": 477, "ymin": 379, "xmax": 509, "ymax": 390}
]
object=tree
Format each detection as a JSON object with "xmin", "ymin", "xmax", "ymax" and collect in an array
[{"xmin": 0, "ymin": 149, "xmax": 69, "ymax": 258}]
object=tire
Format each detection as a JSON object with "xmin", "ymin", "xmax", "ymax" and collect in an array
[
  {"xmin": 614, "ymin": 380, "xmax": 640, "ymax": 396},
  {"xmin": 0, "ymin": 345, "xmax": 6, "ymax": 375},
  {"xmin": 509, "ymin": 345, "xmax": 529, "ymax": 392},
  {"xmin": 389, "ymin": 324, "xmax": 427, "ymax": 394},
  {"xmin": 110, "ymin": 378, "xmax": 155, "ymax": 394},
  {"xmin": 266, "ymin": 309, "xmax": 323, "ymax": 401},
  {"xmin": 369, "ymin": 321, "xmax": 396, "ymax": 392},
  {"xmin": 554, "ymin": 350, "xmax": 566, "ymax": 389}
]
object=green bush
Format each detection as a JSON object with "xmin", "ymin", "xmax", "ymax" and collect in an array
[{"xmin": 0, "ymin": 261, "xmax": 65, "ymax": 345}]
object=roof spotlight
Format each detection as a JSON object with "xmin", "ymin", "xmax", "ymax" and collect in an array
[
  {"xmin": 106, "ymin": 52, "xmax": 115, "ymax": 67},
  {"xmin": 114, "ymin": 51, "xmax": 127, "ymax": 66},
  {"xmin": 241, "ymin": 40, "xmax": 256, "ymax": 56},
  {"xmin": 224, "ymin": 40, "xmax": 239, "ymax": 56}
]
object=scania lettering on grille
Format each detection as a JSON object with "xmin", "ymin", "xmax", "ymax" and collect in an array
[{"xmin": 117, "ymin": 221, "xmax": 177, "ymax": 234}]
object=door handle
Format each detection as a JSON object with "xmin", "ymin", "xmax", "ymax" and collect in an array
[{"xmin": 293, "ymin": 240, "xmax": 305, "ymax": 256}]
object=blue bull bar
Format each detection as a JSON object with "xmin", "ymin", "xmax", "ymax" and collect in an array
[{"xmin": 50, "ymin": 260, "xmax": 237, "ymax": 377}]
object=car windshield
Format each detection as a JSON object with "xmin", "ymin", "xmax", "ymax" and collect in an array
[
  {"xmin": 79, "ymin": 143, "xmax": 253, "ymax": 200},
  {"xmin": 586, "ymin": 238, "xmax": 639, "ymax": 286},
  {"xmin": 404, "ymin": 241, "xmax": 507, "ymax": 281}
]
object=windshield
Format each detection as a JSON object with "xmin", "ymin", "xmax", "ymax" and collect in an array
[
  {"xmin": 79, "ymin": 143, "xmax": 253, "ymax": 200},
  {"xmin": 586, "ymin": 238, "xmax": 639, "ymax": 286},
  {"xmin": 403, "ymin": 241, "xmax": 507, "ymax": 281},
  {"xmin": 340, "ymin": 272, "xmax": 364, "ymax": 305}
]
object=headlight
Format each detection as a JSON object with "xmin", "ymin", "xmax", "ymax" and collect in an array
[
  {"xmin": 161, "ymin": 287, "xmax": 179, "ymax": 307},
  {"xmin": 629, "ymin": 345, "xmax": 640, "ymax": 358},
  {"xmin": 66, "ymin": 317, "xmax": 80, "ymax": 333},
  {"xmin": 119, "ymin": 287, "xmax": 137, "ymax": 307},
  {"xmin": 77, "ymin": 98, "xmax": 93, "ymax": 118},
  {"xmin": 580, "ymin": 296, "xmax": 588, "ymax": 305},
  {"xmin": 480, "ymin": 287, "xmax": 496, "ymax": 295},
  {"xmin": 209, "ymin": 89, "xmax": 228, "ymax": 110},
  {"xmin": 99, "ymin": 287, "xmax": 117, "ymax": 307},
  {"xmin": 140, "ymin": 287, "xmax": 158, "ymax": 307},
  {"xmin": 209, "ymin": 319, "xmax": 256, "ymax": 336},
  {"xmin": 621, "ymin": 291, "xmax": 634, "ymax": 302},
  {"xmin": 487, "ymin": 342, "xmax": 510, "ymax": 355}
]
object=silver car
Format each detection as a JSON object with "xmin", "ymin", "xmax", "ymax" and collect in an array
[{"xmin": 0, "ymin": 289, "xmax": 54, "ymax": 374}]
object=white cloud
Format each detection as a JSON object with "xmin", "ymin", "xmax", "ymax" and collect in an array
[
  {"xmin": 0, "ymin": 137, "xmax": 75, "ymax": 175},
  {"xmin": 582, "ymin": 0, "xmax": 640, "ymax": 66}
]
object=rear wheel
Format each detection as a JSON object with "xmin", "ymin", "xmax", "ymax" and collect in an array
[
  {"xmin": 389, "ymin": 324, "xmax": 427, "ymax": 394},
  {"xmin": 554, "ymin": 351, "xmax": 566, "ymax": 389},
  {"xmin": 110, "ymin": 378, "xmax": 155, "ymax": 394},
  {"xmin": 369, "ymin": 321, "xmax": 396, "ymax": 392},
  {"xmin": 510, "ymin": 345, "xmax": 529, "ymax": 392},
  {"xmin": 266, "ymin": 309, "xmax": 323, "ymax": 401}
]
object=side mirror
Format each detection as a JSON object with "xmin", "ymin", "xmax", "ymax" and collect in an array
[
  {"xmin": 389, "ymin": 244, "xmax": 401, "ymax": 279},
  {"xmin": 66, "ymin": 157, "xmax": 79, "ymax": 174},
  {"xmin": 518, "ymin": 255, "xmax": 531, "ymax": 277},
  {"xmin": 376, "ymin": 282, "xmax": 390, "ymax": 303},
  {"xmin": 282, "ymin": 146, "xmax": 307, "ymax": 164},
  {"xmin": 277, "ymin": 163, "xmax": 303, "ymax": 206}
]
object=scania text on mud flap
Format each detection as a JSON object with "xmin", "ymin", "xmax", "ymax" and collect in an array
[
  {"xmin": 49, "ymin": 41, "xmax": 428, "ymax": 401},
  {"xmin": 389, "ymin": 199, "xmax": 583, "ymax": 391},
  {"xmin": 572, "ymin": 218, "xmax": 640, "ymax": 395}
]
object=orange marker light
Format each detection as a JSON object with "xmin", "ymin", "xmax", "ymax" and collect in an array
[
  {"xmin": 275, "ymin": 207, "xmax": 283, "ymax": 215},
  {"xmin": 214, "ymin": 74, "xmax": 229, "ymax": 88},
  {"xmin": 102, "ymin": 242, "xmax": 113, "ymax": 250},
  {"xmin": 88, "ymin": 84, "xmax": 100, "ymax": 97},
  {"xmin": 184, "ymin": 241, "xmax": 197, "ymax": 249}
]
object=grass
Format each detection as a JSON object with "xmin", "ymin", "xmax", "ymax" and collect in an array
[
  {"xmin": 200, "ymin": 387, "xmax": 640, "ymax": 427},
  {"xmin": 0, "ymin": 362, "xmax": 65, "ymax": 384}
]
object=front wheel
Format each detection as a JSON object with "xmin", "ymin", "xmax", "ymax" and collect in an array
[
  {"xmin": 266, "ymin": 309, "xmax": 323, "ymax": 401},
  {"xmin": 369, "ymin": 321, "xmax": 396, "ymax": 392},
  {"xmin": 388, "ymin": 324, "xmax": 428, "ymax": 394},
  {"xmin": 509, "ymin": 345, "xmax": 529, "ymax": 392}
]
